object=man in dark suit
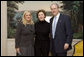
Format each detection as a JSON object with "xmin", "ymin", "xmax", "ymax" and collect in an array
[{"xmin": 50, "ymin": 3, "xmax": 73, "ymax": 56}]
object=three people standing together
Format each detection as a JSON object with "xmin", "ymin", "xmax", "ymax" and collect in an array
[{"xmin": 15, "ymin": 3, "xmax": 73, "ymax": 56}]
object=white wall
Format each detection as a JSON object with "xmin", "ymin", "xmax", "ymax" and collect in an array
[
  {"xmin": 45, "ymin": 16, "xmax": 52, "ymax": 23},
  {"xmin": 18, "ymin": 1, "xmax": 63, "ymax": 11},
  {"xmin": 1, "ymin": 1, "xmax": 7, "ymax": 56}
]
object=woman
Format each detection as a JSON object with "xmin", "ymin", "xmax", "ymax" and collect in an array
[
  {"xmin": 34, "ymin": 9, "xmax": 50, "ymax": 56},
  {"xmin": 15, "ymin": 11, "xmax": 35, "ymax": 56}
]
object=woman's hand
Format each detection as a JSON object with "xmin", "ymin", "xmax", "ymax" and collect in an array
[
  {"xmin": 64, "ymin": 43, "xmax": 69, "ymax": 50},
  {"xmin": 16, "ymin": 48, "xmax": 20, "ymax": 53}
]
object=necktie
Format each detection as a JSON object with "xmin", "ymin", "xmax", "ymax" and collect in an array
[{"xmin": 52, "ymin": 17, "xmax": 57, "ymax": 39}]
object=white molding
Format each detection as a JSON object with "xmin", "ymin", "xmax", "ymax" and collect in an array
[{"xmin": 1, "ymin": 1, "xmax": 7, "ymax": 56}]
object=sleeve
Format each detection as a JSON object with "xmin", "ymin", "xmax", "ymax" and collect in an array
[
  {"xmin": 34, "ymin": 23, "xmax": 37, "ymax": 35},
  {"xmin": 15, "ymin": 22, "xmax": 22, "ymax": 48},
  {"xmin": 64, "ymin": 15, "xmax": 73, "ymax": 45}
]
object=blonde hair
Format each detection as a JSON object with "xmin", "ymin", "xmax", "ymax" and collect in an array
[{"xmin": 22, "ymin": 10, "xmax": 34, "ymax": 26}]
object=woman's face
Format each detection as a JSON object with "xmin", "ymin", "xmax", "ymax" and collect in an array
[
  {"xmin": 38, "ymin": 12, "xmax": 45, "ymax": 21},
  {"xmin": 24, "ymin": 12, "xmax": 31, "ymax": 22}
]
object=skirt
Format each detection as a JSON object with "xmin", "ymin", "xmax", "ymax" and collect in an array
[{"xmin": 20, "ymin": 45, "xmax": 34, "ymax": 56}]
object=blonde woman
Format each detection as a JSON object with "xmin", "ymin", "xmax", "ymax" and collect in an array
[{"xmin": 15, "ymin": 11, "xmax": 35, "ymax": 56}]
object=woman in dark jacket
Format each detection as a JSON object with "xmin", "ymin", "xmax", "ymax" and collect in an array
[
  {"xmin": 34, "ymin": 9, "xmax": 50, "ymax": 56},
  {"xmin": 15, "ymin": 11, "xmax": 35, "ymax": 56}
]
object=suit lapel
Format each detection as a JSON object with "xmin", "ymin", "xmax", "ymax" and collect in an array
[
  {"xmin": 51, "ymin": 17, "xmax": 54, "ymax": 25},
  {"xmin": 50, "ymin": 17, "xmax": 54, "ymax": 30},
  {"xmin": 50, "ymin": 17, "xmax": 54, "ymax": 38},
  {"xmin": 50, "ymin": 14, "xmax": 63, "ymax": 39}
]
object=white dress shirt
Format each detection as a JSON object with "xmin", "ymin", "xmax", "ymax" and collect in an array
[{"xmin": 52, "ymin": 13, "xmax": 60, "ymax": 39}]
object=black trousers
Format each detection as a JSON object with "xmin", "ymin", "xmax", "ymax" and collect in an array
[
  {"xmin": 51, "ymin": 46, "xmax": 67, "ymax": 56},
  {"xmin": 34, "ymin": 40, "xmax": 50, "ymax": 56},
  {"xmin": 52, "ymin": 51, "xmax": 67, "ymax": 56}
]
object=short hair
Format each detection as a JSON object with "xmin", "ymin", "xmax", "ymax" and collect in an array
[
  {"xmin": 36, "ymin": 9, "xmax": 46, "ymax": 18},
  {"xmin": 50, "ymin": 3, "xmax": 59, "ymax": 8}
]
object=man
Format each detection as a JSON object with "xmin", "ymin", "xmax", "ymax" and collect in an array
[{"xmin": 50, "ymin": 3, "xmax": 73, "ymax": 56}]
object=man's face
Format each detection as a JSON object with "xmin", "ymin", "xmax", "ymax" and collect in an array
[{"xmin": 50, "ymin": 5, "xmax": 59, "ymax": 16}]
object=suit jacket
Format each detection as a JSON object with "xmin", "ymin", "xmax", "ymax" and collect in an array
[
  {"xmin": 50, "ymin": 13, "xmax": 73, "ymax": 53},
  {"xmin": 15, "ymin": 22, "xmax": 35, "ymax": 48}
]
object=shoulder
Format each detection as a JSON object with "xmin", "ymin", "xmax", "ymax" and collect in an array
[
  {"xmin": 61, "ymin": 14, "xmax": 70, "ymax": 21},
  {"xmin": 61, "ymin": 14, "xmax": 70, "ymax": 18},
  {"xmin": 30, "ymin": 24, "xmax": 34, "ymax": 27},
  {"xmin": 45, "ymin": 21, "xmax": 50, "ymax": 25},
  {"xmin": 35, "ymin": 21, "xmax": 39, "ymax": 27}
]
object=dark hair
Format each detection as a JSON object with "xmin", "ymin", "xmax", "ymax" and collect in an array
[{"xmin": 36, "ymin": 9, "xmax": 46, "ymax": 19}]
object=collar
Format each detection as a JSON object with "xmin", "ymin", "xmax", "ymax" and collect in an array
[{"xmin": 54, "ymin": 12, "xmax": 60, "ymax": 18}]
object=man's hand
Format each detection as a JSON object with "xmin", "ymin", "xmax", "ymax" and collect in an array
[
  {"xmin": 16, "ymin": 48, "xmax": 20, "ymax": 53},
  {"xmin": 64, "ymin": 43, "xmax": 69, "ymax": 50}
]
